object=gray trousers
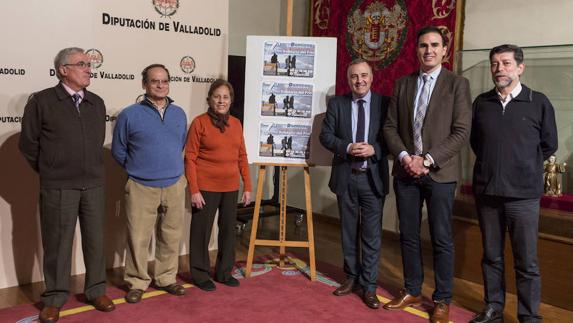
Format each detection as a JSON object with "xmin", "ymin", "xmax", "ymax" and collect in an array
[
  {"xmin": 39, "ymin": 186, "xmax": 107, "ymax": 307},
  {"xmin": 475, "ymin": 195, "xmax": 542, "ymax": 323},
  {"xmin": 336, "ymin": 172, "xmax": 384, "ymax": 292}
]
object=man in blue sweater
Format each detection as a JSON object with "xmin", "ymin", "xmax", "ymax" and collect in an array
[{"xmin": 112, "ymin": 64, "xmax": 188, "ymax": 304}]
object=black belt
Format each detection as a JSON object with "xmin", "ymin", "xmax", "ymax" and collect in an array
[{"xmin": 351, "ymin": 168, "xmax": 368, "ymax": 174}]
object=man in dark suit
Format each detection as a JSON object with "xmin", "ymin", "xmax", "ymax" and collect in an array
[
  {"xmin": 19, "ymin": 47, "xmax": 115, "ymax": 323},
  {"xmin": 469, "ymin": 44, "xmax": 557, "ymax": 323},
  {"xmin": 320, "ymin": 58, "xmax": 390, "ymax": 310},
  {"xmin": 382, "ymin": 26, "xmax": 472, "ymax": 323}
]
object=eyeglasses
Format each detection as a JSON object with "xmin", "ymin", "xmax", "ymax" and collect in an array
[
  {"xmin": 149, "ymin": 79, "xmax": 170, "ymax": 86},
  {"xmin": 63, "ymin": 61, "xmax": 91, "ymax": 69}
]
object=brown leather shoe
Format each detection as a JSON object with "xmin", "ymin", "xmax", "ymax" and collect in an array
[
  {"xmin": 383, "ymin": 290, "xmax": 423, "ymax": 310},
  {"xmin": 430, "ymin": 302, "xmax": 450, "ymax": 323},
  {"xmin": 332, "ymin": 278, "xmax": 359, "ymax": 296},
  {"xmin": 90, "ymin": 295, "xmax": 116, "ymax": 312},
  {"xmin": 159, "ymin": 283, "xmax": 186, "ymax": 296},
  {"xmin": 362, "ymin": 290, "xmax": 380, "ymax": 309},
  {"xmin": 39, "ymin": 306, "xmax": 60, "ymax": 323}
]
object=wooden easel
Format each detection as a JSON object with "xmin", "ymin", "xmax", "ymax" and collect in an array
[{"xmin": 244, "ymin": 163, "xmax": 317, "ymax": 281}]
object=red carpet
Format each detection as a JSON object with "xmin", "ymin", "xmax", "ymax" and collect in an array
[{"xmin": 0, "ymin": 255, "xmax": 474, "ymax": 322}]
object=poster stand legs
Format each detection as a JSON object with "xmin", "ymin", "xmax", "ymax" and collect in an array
[{"xmin": 244, "ymin": 163, "xmax": 316, "ymax": 281}]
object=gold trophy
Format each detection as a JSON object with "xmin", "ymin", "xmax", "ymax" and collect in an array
[{"xmin": 544, "ymin": 155, "xmax": 567, "ymax": 197}]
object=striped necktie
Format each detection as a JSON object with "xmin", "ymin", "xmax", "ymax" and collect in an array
[
  {"xmin": 413, "ymin": 74, "xmax": 430, "ymax": 155},
  {"xmin": 72, "ymin": 93, "xmax": 81, "ymax": 111}
]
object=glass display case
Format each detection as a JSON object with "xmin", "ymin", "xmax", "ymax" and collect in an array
[{"xmin": 456, "ymin": 45, "xmax": 573, "ymax": 206}]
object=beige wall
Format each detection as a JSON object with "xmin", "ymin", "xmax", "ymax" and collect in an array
[
  {"xmin": 229, "ymin": 0, "xmax": 309, "ymax": 56},
  {"xmin": 463, "ymin": 0, "xmax": 573, "ymax": 49},
  {"xmin": 0, "ymin": 0, "xmax": 229, "ymax": 289}
]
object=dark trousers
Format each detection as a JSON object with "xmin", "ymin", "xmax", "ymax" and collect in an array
[
  {"xmin": 336, "ymin": 171, "xmax": 384, "ymax": 292},
  {"xmin": 39, "ymin": 186, "xmax": 107, "ymax": 307},
  {"xmin": 189, "ymin": 190, "xmax": 238, "ymax": 283},
  {"xmin": 394, "ymin": 176, "xmax": 456, "ymax": 303},
  {"xmin": 475, "ymin": 195, "xmax": 542, "ymax": 323}
]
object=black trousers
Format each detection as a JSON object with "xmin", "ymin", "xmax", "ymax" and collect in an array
[
  {"xmin": 39, "ymin": 186, "xmax": 107, "ymax": 307},
  {"xmin": 394, "ymin": 176, "xmax": 456, "ymax": 303},
  {"xmin": 189, "ymin": 190, "xmax": 238, "ymax": 283},
  {"xmin": 336, "ymin": 171, "xmax": 384, "ymax": 292},
  {"xmin": 475, "ymin": 195, "xmax": 542, "ymax": 322}
]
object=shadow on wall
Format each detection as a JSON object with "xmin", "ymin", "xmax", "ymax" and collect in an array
[
  {"xmin": 0, "ymin": 132, "xmax": 40, "ymax": 297},
  {"xmin": 307, "ymin": 112, "xmax": 331, "ymax": 167},
  {"xmin": 0, "ymin": 105, "xmax": 191, "ymax": 290},
  {"xmin": 103, "ymin": 147, "xmax": 128, "ymax": 275},
  {"xmin": 101, "ymin": 145, "xmax": 193, "ymax": 279},
  {"xmin": 0, "ymin": 135, "xmax": 130, "ymax": 293}
]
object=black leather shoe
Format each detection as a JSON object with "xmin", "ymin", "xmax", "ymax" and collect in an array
[
  {"xmin": 470, "ymin": 307, "xmax": 503, "ymax": 323},
  {"xmin": 215, "ymin": 277, "xmax": 240, "ymax": 287},
  {"xmin": 125, "ymin": 289, "xmax": 144, "ymax": 304},
  {"xmin": 193, "ymin": 279, "xmax": 216, "ymax": 291},
  {"xmin": 333, "ymin": 278, "xmax": 359, "ymax": 296},
  {"xmin": 159, "ymin": 283, "xmax": 186, "ymax": 295},
  {"xmin": 362, "ymin": 290, "xmax": 380, "ymax": 309}
]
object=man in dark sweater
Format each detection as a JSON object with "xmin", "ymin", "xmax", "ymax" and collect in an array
[
  {"xmin": 112, "ymin": 64, "xmax": 188, "ymax": 304},
  {"xmin": 19, "ymin": 47, "xmax": 115, "ymax": 323},
  {"xmin": 470, "ymin": 44, "xmax": 558, "ymax": 323}
]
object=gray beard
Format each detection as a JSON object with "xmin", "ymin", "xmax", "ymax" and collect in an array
[{"xmin": 493, "ymin": 76, "xmax": 514, "ymax": 89}]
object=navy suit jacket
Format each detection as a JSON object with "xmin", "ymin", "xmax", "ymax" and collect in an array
[{"xmin": 319, "ymin": 92, "xmax": 390, "ymax": 196}]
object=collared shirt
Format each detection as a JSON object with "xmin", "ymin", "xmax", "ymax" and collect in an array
[
  {"xmin": 496, "ymin": 82, "xmax": 522, "ymax": 112},
  {"xmin": 61, "ymin": 82, "xmax": 84, "ymax": 105},
  {"xmin": 142, "ymin": 95, "xmax": 170, "ymax": 119},
  {"xmin": 398, "ymin": 67, "xmax": 442, "ymax": 165},
  {"xmin": 347, "ymin": 90, "xmax": 372, "ymax": 169},
  {"xmin": 157, "ymin": 106, "xmax": 166, "ymax": 118}
]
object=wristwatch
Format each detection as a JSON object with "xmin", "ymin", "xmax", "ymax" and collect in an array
[{"xmin": 423, "ymin": 156, "xmax": 432, "ymax": 168}]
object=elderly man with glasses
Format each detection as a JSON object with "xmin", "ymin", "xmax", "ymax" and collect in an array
[
  {"xmin": 112, "ymin": 63, "xmax": 188, "ymax": 304},
  {"xmin": 19, "ymin": 47, "xmax": 115, "ymax": 323}
]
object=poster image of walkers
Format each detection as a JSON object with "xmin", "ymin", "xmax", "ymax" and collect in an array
[
  {"xmin": 261, "ymin": 82, "xmax": 313, "ymax": 118},
  {"xmin": 259, "ymin": 122, "xmax": 311, "ymax": 159},
  {"xmin": 263, "ymin": 41, "xmax": 315, "ymax": 77}
]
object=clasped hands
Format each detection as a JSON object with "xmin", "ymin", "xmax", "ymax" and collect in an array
[
  {"xmin": 402, "ymin": 155, "xmax": 429, "ymax": 178},
  {"xmin": 349, "ymin": 142, "xmax": 375, "ymax": 158}
]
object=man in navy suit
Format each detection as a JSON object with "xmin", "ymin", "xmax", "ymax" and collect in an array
[{"xmin": 320, "ymin": 58, "xmax": 389, "ymax": 309}]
